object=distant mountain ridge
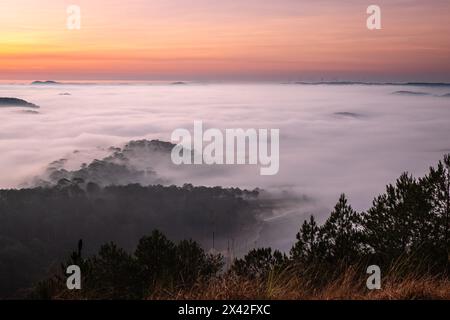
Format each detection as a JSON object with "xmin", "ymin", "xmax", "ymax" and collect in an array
[
  {"xmin": 288, "ymin": 81, "xmax": 450, "ymax": 87},
  {"xmin": 0, "ymin": 97, "xmax": 40, "ymax": 108},
  {"xmin": 31, "ymin": 80, "xmax": 61, "ymax": 85}
]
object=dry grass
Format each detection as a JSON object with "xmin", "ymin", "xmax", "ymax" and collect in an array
[
  {"xmin": 150, "ymin": 268, "xmax": 450, "ymax": 300},
  {"xmin": 48, "ymin": 263, "xmax": 450, "ymax": 300}
]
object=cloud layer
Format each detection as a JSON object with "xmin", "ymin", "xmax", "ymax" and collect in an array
[{"xmin": 1, "ymin": 83, "xmax": 450, "ymax": 232}]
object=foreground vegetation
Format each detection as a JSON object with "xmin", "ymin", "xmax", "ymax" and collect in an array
[{"xmin": 33, "ymin": 155, "xmax": 450, "ymax": 300}]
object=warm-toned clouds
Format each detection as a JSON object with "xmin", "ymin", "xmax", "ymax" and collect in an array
[{"xmin": 1, "ymin": 0, "xmax": 449, "ymax": 81}]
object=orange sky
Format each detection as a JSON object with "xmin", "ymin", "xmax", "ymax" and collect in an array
[{"xmin": 1, "ymin": 0, "xmax": 450, "ymax": 81}]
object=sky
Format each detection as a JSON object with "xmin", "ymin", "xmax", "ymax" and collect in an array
[{"xmin": 1, "ymin": 0, "xmax": 450, "ymax": 81}]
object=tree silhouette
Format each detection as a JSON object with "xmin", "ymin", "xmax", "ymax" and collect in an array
[
  {"xmin": 232, "ymin": 248, "xmax": 287, "ymax": 279},
  {"xmin": 290, "ymin": 215, "xmax": 322, "ymax": 263},
  {"xmin": 420, "ymin": 155, "xmax": 450, "ymax": 266},
  {"xmin": 135, "ymin": 230, "xmax": 177, "ymax": 291},
  {"xmin": 363, "ymin": 173, "xmax": 430, "ymax": 262},
  {"xmin": 87, "ymin": 242, "xmax": 142, "ymax": 299},
  {"xmin": 320, "ymin": 194, "xmax": 363, "ymax": 263}
]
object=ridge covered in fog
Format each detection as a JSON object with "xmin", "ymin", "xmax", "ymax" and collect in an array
[
  {"xmin": 0, "ymin": 97, "xmax": 40, "ymax": 108},
  {"xmin": 30, "ymin": 140, "xmax": 176, "ymax": 187}
]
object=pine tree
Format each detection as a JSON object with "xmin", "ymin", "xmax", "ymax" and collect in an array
[
  {"xmin": 290, "ymin": 215, "xmax": 322, "ymax": 263},
  {"xmin": 320, "ymin": 194, "xmax": 363, "ymax": 262},
  {"xmin": 421, "ymin": 154, "xmax": 450, "ymax": 265},
  {"xmin": 232, "ymin": 247, "xmax": 287, "ymax": 279},
  {"xmin": 88, "ymin": 242, "xmax": 142, "ymax": 299},
  {"xmin": 363, "ymin": 173, "xmax": 432, "ymax": 262},
  {"xmin": 134, "ymin": 230, "xmax": 176, "ymax": 288}
]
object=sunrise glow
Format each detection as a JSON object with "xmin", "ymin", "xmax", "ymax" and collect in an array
[{"xmin": 1, "ymin": 0, "xmax": 450, "ymax": 81}]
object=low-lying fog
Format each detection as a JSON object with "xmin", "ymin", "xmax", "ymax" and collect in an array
[{"xmin": 1, "ymin": 82, "xmax": 450, "ymax": 245}]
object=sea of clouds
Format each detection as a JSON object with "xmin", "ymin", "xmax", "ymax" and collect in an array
[{"xmin": 1, "ymin": 82, "xmax": 449, "ymax": 248}]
